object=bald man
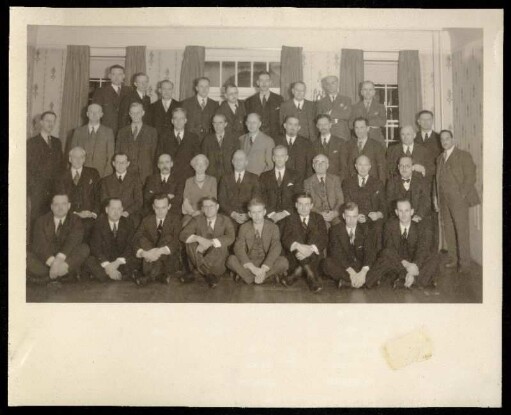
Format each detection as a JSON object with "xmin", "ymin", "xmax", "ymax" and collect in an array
[
  {"xmin": 279, "ymin": 82, "xmax": 317, "ymax": 141},
  {"xmin": 316, "ymin": 75, "xmax": 352, "ymax": 141},
  {"xmin": 239, "ymin": 113, "xmax": 275, "ymax": 176},
  {"xmin": 69, "ymin": 103, "xmax": 115, "ymax": 177},
  {"xmin": 350, "ymin": 81, "xmax": 387, "ymax": 144}
]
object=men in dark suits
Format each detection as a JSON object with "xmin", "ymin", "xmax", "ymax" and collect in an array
[
  {"xmin": 27, "ymin": 111, "xmax": 64, "ymax": 222},
  {"xmin": 312, "ymin": 114, "xmax": 348, "ymax": 181},
  {"xmin": 53, "ymin": 146, "xmax": 100, "ymax": 240},
  {"xmin": 279, "ymin": 81, "xmax": 317, "ymax": 141},
  {"xmin": 239, "ymin": 113, "xmax": 275, "ymax": 176},
  {"xmin": 304, "ymin": 154, "xmax": 344, "ymax": 228},
  {"xmin": 133, "ymin": 194, "xmax": 182, "ymax": 285},
  {"xmin": 366, "ymin": 199, "xmax": 440, "ymax": 289},
  {"xmin": 350, "ymin": 81, "xmax": 387, "ymax": 144},
  {"xmin": 92, "ymin": 64, "xmax": 130, "ymax": 135},
  {"xmin": 85, "ymin": 198, "xmax": 139, "ymax": 282},
  {"xmin": 315, "ymin": 75, "xmax": 352, "ymax": 141},
  {"xmin": 116, "ymin": 102, "xmax": 158, "ymax": 185},
  {"xmin": 180, "ymin": 196, "xmax": 235, "ymax": 288},
  {"xmin": 216, "ymin": 84, "xmax": 246, "ymax": 139},
  {"xmin": 260, "ymin": 145, "xmax": 301, "ymax": 230},
  {"xmin": 201, "ymin": 113, "xmax": 239, "ymax": 181},
  {"xmin": 143, "ymin": 153, "xmax": 183, "ymax": 216},
  {"xmin": 99, "ymin": 153, "xmax": 143, "ymax": 228},
  {"xmin": 157, "ymin": 107, "xmax": 201, "ymax": 187},
  {"xmin": 181, "ymin": 77, "xmax": 219, "ymax": 141},
  {"xmin": 27, "ymin": 193, "xmax": 89, "ymax": 284},
  {"xmin": 342, "ymin": 155, "xmax": 386, "ymax": 249},
  {"xmin": 322, "ymin": 202, "xmax": 376, "ymax": 289},
  {"xmin": 119, "ymin": 72, "xmax": 152, "ymax": 128},
  {"xmin": 244, "ymin": 70, "xmax": 283, "ymax": 139},
  {"xmin": 281, "ymin": 192, "xmax": 328, "ymax": 293},
  {"xmin": 147, "ymin": 79, "xmax": 181, "ymax": 138},
  {"xmin": 346, "ymin": 117, "xmax": 387, "ymax": 183},
  {"xmin": 69, "ymin": 103, "xmax": 115, "ymax": 178},
  {"xmin": 274, "ymin": 115, "xmax": 314, "ymax": 180},
  {"xmin": 218, "ymin": 150, "xmax": 261, "ymax": 228},
  {"xmin": 386, "ymin": 125, "xmax": 434, "ymax": 180},
  {"xmin": 227, "ymin": 198, "xmax": 288, "ymax": 284},
  {"xmin": 435, "ymin": 130, "xmax": 480, "ymax": 274},
  {"xmin": 416, "ymin": 110, "xmax": 442, "ymax": 159}
]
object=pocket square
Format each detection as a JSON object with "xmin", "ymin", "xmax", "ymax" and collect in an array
[
  {"xmin": 89, "ymin": 179, "xmax": 93, "ymax": 185},
  {"xmin": 333, "ymin": 150, "xmax": 338, "ymax": 153},
  {"xmin": 275, "ymin": 107, "xmax": 280, "ymax": 110},
  {"xmin": 287, "ymin": 182, "xmax": 294, "ymax": 187}
]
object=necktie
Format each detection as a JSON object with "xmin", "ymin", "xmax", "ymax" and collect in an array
[
  {"xmin": 301, "ymin": 217, "xmax": 308, "ymax": 230},
  {"xmin": 118, "ymin": 174, "xmax": 123, "ymax": 183},
  {"xmin": 349, "ymin": 228, "xmax": 355, "ymax": 245},
  {"xmin": 330, "ymin": 95, "xmax": 335, "ymax": 103},
  {"xmin": 424, "ymin": 133, "xmax": 429, "ymax": 141},
  {"xmin": 322, "ymin": 137, "xmax": 327, "ymax": 148},
  {"xmin": 297, "ymin": 103, "xmax": 302, "ymax": 111},
  {"xmin": 201, "ymin": 98, "xmax": 206, "ymax": 109},
  {"xmin": 208, "ymin": 220, "xmax": 214, "ymax": 232},
  {"xmin": 157, "ymin": 220, "xmax": 163, "ymax": 234},
  {"xmin": 132, "ymin": 125, "xmax": 139, "ymax": 140},
  {"xmin": 320, "ymin": 176, "xmax": 325, "ymax": 187},
  {"xmin": 262, "ymin": 95, "xmax": 267, "ymax": 107},
  {"xmin": 163, "ymin": 101, "xmax": 169, "ymax": 112},
  {"xmin": 234, "ymin": 103, "xmax": 238, "ymax": 113},
  {"xmin": 112, "ymin": 222, "xmax": 118, "ymax": 238},
  {"xmin": 288, "ymin": 137, "xmax": 293, "ymax": 147},
  {"xmin": 405, "ymin": 146, "xmax": 412, "ymax": 156},
  {"xmin": 255, "ymin": 228, "xmax": 261, "ymax": 239},
  {"xmin": 161, "ymin": 176, "xmax": 167, "ymax": 185},
  {"xmin": 361, "ymin": 177, "xmax": 366, "ymax": 187},
  {"xmin": 89, "ymin": 127, "xmax": 96, "ymax": 137},
  {"xmin": 443, "ymin": 152, "xmax": 448, "ymax": 162},
  {"xmin": 402, "ymin": 228, "xmax": 408, "ymax": 240},
  {"xmin": 115, "ymin": 86, "xmax": 120, "ymax": 96},
  {"xmin": 358, "ymin": 140, "xmax": 364, "ymax": 153},
  {"xmin": 73, "ymin": 170, "xmax": 80, "ymax": 185},
  {"xmin": 217, "ymin": 135, "xmax": 223, "ymax": 146},
  {"xmin": 176, "ymin": 132, "xmax": 181, "ymax": 144},
  {"xmin": 55, "ymin": 219, "xmax": 63, "ymax": 236},
  {"xmin": 236, "ymin": 173, "xmax": 241, "ymax": 185}
]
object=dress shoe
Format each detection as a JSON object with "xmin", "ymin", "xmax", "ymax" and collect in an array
[
  {"xmin": 303, "ymin": 264, "xmax": 322, "ymax": 293},
  {"xmin": 444, "ymin": 261, "xmax": 458, "ymax": 269},
  {"xmin": 231, "ymin": 272, "xmax": 241, "ymax": 283},
  {"xmin": 135, "ymin": 276, "xmax": 149, "ymax": 286},
  {"xmin": 282, "ymin": 266, "xmax": 302, "ymax": 287},
  {"xmin": 205, "ymin": 274, "xmax": 218, "ymax": 288}
]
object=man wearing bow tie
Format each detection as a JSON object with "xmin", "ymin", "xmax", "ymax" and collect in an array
[
  {"xmin": 215, "ymin": 84, "xmax": 247, "ymax": 139},
  {"xmin": 279, "ymin": 81, "xmax": 317, "ymax": 141},
  {"xmin": 239, "ymin": 112, "xmax": 275, "ymax": 176},
  {"xmin": 147, "ymin": 80, "xmax": 181, "ymax": 139},
  {"xmin": 316, "ymin": 75, "xmax": 352, "ymax": 141},
  {"xmin": 350, "ymin": 81, "xmax": 387, "ymax": 144},
  {"xmin": 119, "ymin": 72, "xmax": 152, "ymax": 128}
]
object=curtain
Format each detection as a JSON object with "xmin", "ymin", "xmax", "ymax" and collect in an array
[
  {"xmin": 59, "ymin": 45, "xmax": 89, "ymax": 151},
  {"xmin": 179, "ymin": 46, "xmax": 205, "ymax": 101},
  {"xmin": 27, "ymin": 45, "xmax": 36, "ymax": 138},
  {"xmin": 125, "ymin": 46, "xmax": 147, "ymax": 86},
  {"xmin": 339, "ymin": 49, "xmax": 364, "ymax": 104},
  {"xmin": 280, "ymin": 46, "xmax": 303, "ymax": 101},
  {"xmin": 398, "ymin": 50, "xmax": 422, "ymax": 128},
  {"xmin": 146, "ymin": 49, "xmax": 184, "ymax": 103}
]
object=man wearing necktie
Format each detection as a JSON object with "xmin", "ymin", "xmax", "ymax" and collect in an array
[
  {"xmin": 349, "ymin": 81, "xmax": 387, "ymax": 144},
  {"xmin": 147, "ymin": 80, "xmax": 181, "ymax": 139},
  {"xmin": 239, "ymin": 113, "xmax": 275, "ymax": 176},
  {"xmin": 118, "ymin": 72, "xmax": 152, "ymax": 128},
  {"xmin": 415, "ymin": 110, "xmax": 442, "ymax": 159},
  {"xmin": 279, "ymin": 81, "xmax": 318, "ymax": 141},
  {"xmin": 215, "ymin": 84, "xmax": 247, "ymax": 139}
]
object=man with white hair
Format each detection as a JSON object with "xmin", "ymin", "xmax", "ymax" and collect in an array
[
  {"xmin": 279, "ymin": 81, "xmax": 317, "ymax": 141},
  {"xmin": 350, "ymin": 80, "xmax": 387, "ymax": 143},
  {"xmin": 316, "ymin": 75, "xmax": 352, "ymax": 141},
  {"xmin": 239, "ymin": 112, "xmax": 275, "ymax": 176}
]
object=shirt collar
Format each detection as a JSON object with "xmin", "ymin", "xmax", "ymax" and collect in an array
[
  {"xmin": 71, "ymin": 167, "xmax": 83, "ymax": 176},
  {"xmin": 422, "ymin": 129, "xmax": 433, "ymax": 138},
  {"xmin": 329, "ymin": 93, "xmax": 337, "ymax": 101},
  {"xmin": 286, "ymin": 134, "xmax": 296, "ymax": 143},
  {"xmin": 300, "ymin": 214, "xmax": 310, "ymax": 224},
  {"xmin": 228, "ymin": 101, "xmax": 238, "ymax": 109},
  {"xmin": 400, "ymin": 222, "xmax": 410, "ymax": 234},
  {"xmin": 358, "ymin": 174, "xmax": 368, "ymax": 184},
  {"xmin": 174, "ymin": 129, "xmax": 184, "ymax": 137},
  {"xmin": 117, "ymin": 171, "xmax": 127, "ymax": 179},
  {"xmin": 403, "ymin": 143, "xmax": 414, "ymax": 152},
  {"xmin": 161, "ymin": 172, "xmax": 170, "ymax": 180},
  {"xmin": 346, "ymin": 225, "xmax": 357, "ymax": 234},
  {"xmin": 162, "ymin": 98, "xmax": 172, "ymax": 104},
  {"xmin": 206, "ymin": 216, "xmax": 217, "ymax": 227},
  {"xmin": 444, "ymin": 146, "xmax": 455, "ymax": 160},
  {"xmin": 197, "ymin": 95, "xmax": 208, "ymax": 104},
  {"xmin": 260, "ymin": 91, "xmax": 270, "ymax": 100},
  {"xmin": 357, "ymin": 136, "xmax": 368, "ymax": 143},
  {"xmin": 249, "ymin": 132, "xmax": 258, "ymax": 141},
  {"xmin": 131, "ymin": 121, "xmax": 143, "ymax": 129},
  {"xmin": 294, "ymin": 99, "xmax": 304, "ymax": 107},
  {"xmin": 54, "ymin": 216, "xmax": 66, "ymax": 227},
  {"xmin": 136, "ymin": 90, "xmax": 145, "ymax": 99},
  {"xmin": 40, "ymin": 132, "xmax": 50, "ymax": 142},
  {"xmin": 316, "ymin": 173, "xmax": 327, "ymax": 180},
  {"xmin": 320, "ymin": 133, "xmax": 331, "ymax": 142},
  {"xmin": 108, "ymin": 219, "xmax": 119, "ymax": 230},
  {"xmin": 88, "ymin": 123, "xmax": 99, "ymax": 133},
  {"xmin": 235, "ymin": 170, "xmax": 245, "ymax": 180},
  {"xmin": 111, "ymin": 84, "xmax": 120, "ymax": 92}
]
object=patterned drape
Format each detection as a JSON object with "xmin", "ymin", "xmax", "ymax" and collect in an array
[
  {"xmin": 280, "ymin": 46, "xmax": 303, "ymax": 101},
  {"xmin": 145, "ymin": 49, "xmax": 184, "ymax": 103},
  {"xmin": 125, "ymin": 46, "xmax": 147, "ymax": 86},
  {"xmin": 27, "ymin": 47, "xmax": 67, "ymax": 138},
  {"xmin": 179, "ymin": 46, "xmax": 205, "ymax": 101},
  {"xmin": 340, "ymin": 49, "xmax": 364, "ymax": 104},
  {"xmin": 398, "ymin": 50, "xmax": 422, "ymax": 128},
  {"xmin": 302, "ymin": 51, "xmax": 340, "ymax": 101}
]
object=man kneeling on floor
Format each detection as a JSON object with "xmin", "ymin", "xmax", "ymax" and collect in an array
[
  {"xmin": 365, "ymin": 198, "xmax": 440, "ymax": 289},
  {"xmin": 322, "ymin": 202, "xmax": 376, "ymax": 289},
  {"xmin": 133, "ymin": 193, "xmax": 181, "ymax": 286},
  {"xmin": 227, "ymin": 197, "xmax": 289, "ymax": 284},
  {"xmin": 179, "ymin": 196, "xmax": 235, "ymax": 288}
]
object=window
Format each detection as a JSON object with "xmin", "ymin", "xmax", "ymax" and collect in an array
[
  {"xmin": 205, "ymin": 48, "xmax": 281, "ymax": 101},
  {"xmin": 375, "ymin": 83, "xmax": 399, "ymax": 146},
  {"xmin": 88, "ymin": 48, "xmax": 126, "ymax": 104}
]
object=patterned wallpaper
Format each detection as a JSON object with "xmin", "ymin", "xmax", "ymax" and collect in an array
[
  {"xmin": 145, "ymin": 49, "xmax": 184, "ymax": 103},
  {"xmin": 302, "ymin": 51, "xmax": 341, "ymax": 101},
  {"xmin": 27, "ymin": 48, "xmax": 67, "ymax": 138}
]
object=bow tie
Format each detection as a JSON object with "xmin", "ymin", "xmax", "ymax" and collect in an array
[{"xmin": 402, "ymin": 178, "xmax": 411, "ymax": 183}]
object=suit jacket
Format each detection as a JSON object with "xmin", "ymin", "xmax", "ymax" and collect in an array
[
  {"xmin": 99, "ymin": 171, "xmax": 143, "ymax": 215},
  {"xmin": 259, "ymin": 168, "xmax": 302, "ymax": 215},
  {"xmin": 218, "ymin": 171, "xmax": 261, "ymax": 215},
  {"xmin": 327, "ymin": 223, "xmax": 376, "ymax": 269},
  {"xmin": 274, "ymin": 135, "xmax": 313, "ymax": 180},
  {"xmin": 179, "ymin": 213, "xmax": 236, "ymax": 248},
  {"xmin": 436, "ymin": 147, "xmax": 480, "ymax": 207},
  {"xmin": 282, "ymin": 211, "xmax": 328, "ymax": 254},
  {"xmin": 239, "ymin": 131, "xmax": 275, "ymax": 176},
  {"xmin": 53, "ymin": 166, "xmax": 100, "ymax": 214},
  {"xmin": 350, "ymin": 99, "xmax": 387, "ymax": 143},
  {"xmin": 143, "ymin": 172, "xmax": 184, "ymax": 216},
  {"xmin": 316, "ymin": 94, "xmax": 352, "ymax": 140},
  {"xmin": 181, "ymin": 96, "xmax": 219, "ymax": 141},
  {"xmin": 244, "ymin": 91, "xmax": 283, "ymax": 139},
  {"xmin": 386, "ymin": 172, "xmax": 431, "ymax": 219},
  {"xmin": 201, "ymin": 131, "xmax": 239, "ymax": 181},
  {"xmin": 279, "ymin": 99, "xmax": 317, "ymax": 141},
  {"xmin": 234, "ymin": 219, "xmax": 282, "ymax": 268},
  {"xmin": 147, "ymin": 98, "xmax": 182, "ymax": 137},
  {"xmin": 116, "ymin": 123, "xmax": 158, "ymax": 185},
  {"xmin": 415, "ymin": 130, "xmax": 442, "ymax": 160},
  {"xmin": 312, "ymin": 135, "xmax": 349, "ymax": 181},
  {"xmin": 134, "ymin": 212, "xmax": 181, "ymax": 254},
  {"xmin": 342, "ymin": 174, "xmax": 386, "ymax": 218},
  {"xmin": 386, "ymin": 142, "xmax": 434, "ymax": 180},
  {"xmin": 27, "ymin": 134, "xmax": 64, "ymax": 195},
  {"xmin": 346, "ymin": 137, "xmax": 387, "ymax": 183},
  {"xmin": 216, "ymin": 100, "xmax": 247, "ymax": 139},
  {"xmin": 69, "ymin": 124, "xmax": 115, "ymax": 177},
  {"xmin": 382, "ymin": 218, "xmax": 431, "ymax": 268},
  {"xmin": 89, "ymin": 215, "xmax": 135, "ymax": 263},
  {"xmin": 304, "ymin": 173, "xmax": 344, "ymax": 214},
  {"xmin": 31, "ymin": 212, "xmax": 84, "ymax": 262},
  {"xmin": 157, "ymin": 129, "xmax": 201, "ymax": 185},
  {"xmin": 118, "ymin": 88, "xmax": 152, "ymax": 128},
  {"xmin": 92, "ymin": 84, "xmax": 131, "ymax": 135}
]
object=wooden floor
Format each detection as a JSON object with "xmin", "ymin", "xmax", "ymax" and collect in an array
[{"xmin": 26, "ymin": 252, "xmax": 482, "ymax": 303}]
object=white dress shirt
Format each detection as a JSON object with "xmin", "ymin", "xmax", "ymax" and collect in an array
[
  {"xmin": 116, "ymin": 171, "xmax": 127, "ymax": 181},
  {"xmin": 399, "ymin": 222, "xmax": 410, "ymax": 237},
  {"xmin": 234, "ymin": 170, "xmax": 245, "ymax": 183},
  {"xmin": 358, "ymin": 174, "xmax": 368, "ymax": 187},
  {"xmin": 286, "ymin": 135, "xmax": 296, "ymax": 146},
  {"xmin": 320, "ymin": 134, "xmax": 331, "ymax": 145},
  {"xmin": 294, "ymin": 99, "xmax": 304, "ymax": 110},
  {"xmin": 443, "ymin": 146, "xmax": 455, "ymax": 162},
  {"xmin": 402, "ymin": 143, "xmax": 414, "ymax": 154},
  {"xmin": 162, "ymin": 98, "xmax": 172, "ymax": 112},
  {"xmin": 71, "ymin": 167, "xmax": 83, "ymax": 179},
  {"xmin": 88, "ymin": 124, "xmax": 100, "ymax": 134}
]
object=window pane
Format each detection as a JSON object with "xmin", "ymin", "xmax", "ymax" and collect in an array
[
  {"xmin": 375, "ymin": 87, "xmax": 385, "ymax": 105},
  {"xmin": 253, "ymin": 62, "xmax": 267, "ymax": 86},
  {"xmin": 391, "ymin": 87, "xmax": 399, "ymax": 106},
  {"xmin": 238, "ymin": 61, "xmax": 251, "ymax": 87},
  {"xmin": 204, "ymin": 61, "xmax": 220, "ymax": 87},
  {"xmin": 222, "ymin": 61, "xmax": 236, "ymax": 87},
  {"xmin": 89, "ymin": 80, "xmax": 102, "ymax": 103},
  {"xmin": 269, "ymin": 62, "xmax": 281, "ymax": 87}
]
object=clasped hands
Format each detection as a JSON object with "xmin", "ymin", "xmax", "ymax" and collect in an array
[
  {"xmin": 321, "ymin": 210, "xmax": 338, "ymax": 223},
  {"xmin": 358, "ymin": 211, "xmax": 383, "ymax": 223},
  {"xmin": 141, "ymin": 247, "xmax": 168, "ymax": 262},
  {"xmin": 293, "ymin": 243, "xmax": 315, "ymax": 261},
  {"xmin": 244, "ymin": 262, "xmax": 270, "ymax": 284},
  {"xmin": 73, "ymin": 210, "xmax": 97, "ymax": 219},
  {"xmin": 48, "ymin": 256, "xmax": 69, "ymax": 280},
  {"xmin": 347, "ymin": 267, "xmax": 368, "ymax": 288},
  {"xmin": 104, "ymin": 258, "xmax": 126, "ymax": 280},
  {"xmin": 401, "ymin": 260, "xmax": 419, "ymax": 288},
  {"xmin": 231, "ymin": 212, "xmax": 249, "ymax": 225}
]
